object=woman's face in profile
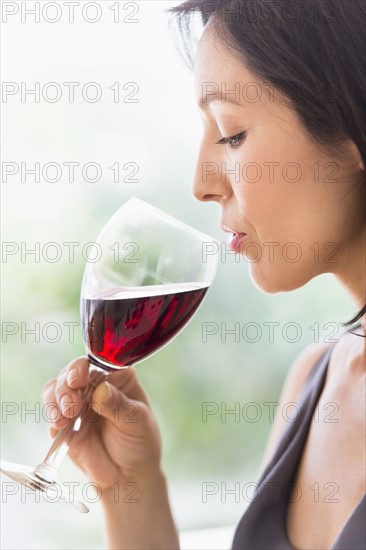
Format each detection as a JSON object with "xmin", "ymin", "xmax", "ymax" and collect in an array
[{"xmin": 193, "ymin": 23, "xmax": 365, "ymax": 295}]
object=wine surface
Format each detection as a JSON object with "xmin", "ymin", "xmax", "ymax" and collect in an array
[{"xmin": 81, "ymin": 283, "xmax": 208, "ymax": 367}]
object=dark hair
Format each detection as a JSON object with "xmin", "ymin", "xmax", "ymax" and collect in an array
[{"xmin": 167, "ymin": 0, "xmax": 366, "ymax": 336}]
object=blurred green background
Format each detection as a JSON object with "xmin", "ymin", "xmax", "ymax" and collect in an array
[{"xmin": 1, "ymin": 2, "xmax": 356, "ymax": 548}]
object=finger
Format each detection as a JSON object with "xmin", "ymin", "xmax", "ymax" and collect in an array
[
  {"xmin": 55, "ymin": 370, "xmax": 83, "ymax": 419},
  {"xmin": 108, "ymin": 366, "xmax": 151, "ymax": 405},
  {"xmin": 48, "ymin": 413, "xmax": 69, "ymax": 432},
  {"xmin": 42, "ymin": 377, "xmax": 75, "ymax": 432},
  {"xmin": 49, "ymin": 426, "xmax": 58, "ymax": 438},
  {"xmin": 42, "ymin": 378, "xmax": 56, "ymax": 404},
  {"xmin": 90, "ymin": 381, "xmax": 143, "ymax": 425},
  {"xmin": 65, "ymin": 356, "xmax": 90, "ymax": 389},
  {"xmin": 50, "ymin": 410, "xmax": 70, "ymax": 430},
  {"xmin": 41, "ymin": 380, "xmax": 67, "ymax": 427}
]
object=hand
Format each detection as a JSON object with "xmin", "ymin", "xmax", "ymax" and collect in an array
[{"xmin": 42, "ymin": 357, "xmax": 162, "ymax": 489}]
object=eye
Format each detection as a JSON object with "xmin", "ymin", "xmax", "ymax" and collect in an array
[{"xmin": 215, "ymin": 131, "xmax": 247, "ymax": 149}]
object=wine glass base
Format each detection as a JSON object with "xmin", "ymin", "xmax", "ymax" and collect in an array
[{"xmin": 0, "ymin": 460, "xmax": 89, "ymax": 513}]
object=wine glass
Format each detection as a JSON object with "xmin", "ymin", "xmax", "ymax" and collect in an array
[{"xmin": 0, "ymin": 197, "xmax": 219, "ymax": 513}]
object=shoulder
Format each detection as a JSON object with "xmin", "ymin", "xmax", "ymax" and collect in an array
[
  {"xmin": 258, "ymin": 341, "xmax": 332, "ymax": 477},
  {"xmin": 280, "ymin": 341, "xmax": 332, "ymax": 405}
]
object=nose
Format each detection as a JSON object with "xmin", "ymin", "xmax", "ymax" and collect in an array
[{"xmin": 192, "ymin": 143, "xmax": 232, "ymax": 203}]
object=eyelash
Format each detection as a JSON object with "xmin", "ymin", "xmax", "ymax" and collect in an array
[{"xmin": 215, "ymin": 131, "xmax": 247, "ymax": 149}]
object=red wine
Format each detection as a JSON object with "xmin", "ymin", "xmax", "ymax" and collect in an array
[{"xmin": 81, "ymin": 283, "xmax": 208, "ymax": 368}]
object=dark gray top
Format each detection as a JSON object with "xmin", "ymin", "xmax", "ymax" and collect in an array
[{"xmin": 232, "ymin": 332, "xmax": 366, "ymax": 550}]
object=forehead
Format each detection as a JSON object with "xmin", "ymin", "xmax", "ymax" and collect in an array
[
  {"xmin": 195, "ymin": 24, "xmax": 249, "ymax": 83},
  {"xmin": 194, "ymin": 25, "xmax": 258, "ymax": 106}
]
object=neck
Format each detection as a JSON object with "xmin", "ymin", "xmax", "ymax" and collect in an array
[{"xmin": 333, "ymin": 228, "xmax": 366, "ymax": 336}]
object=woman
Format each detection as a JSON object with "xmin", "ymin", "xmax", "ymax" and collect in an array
[{"xmin": 43, "ymin": 1, "xmax": 365, "ymax": 548}]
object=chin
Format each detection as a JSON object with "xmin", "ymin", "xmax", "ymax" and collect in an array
[{"xmin": 248, "ymin": 262, "xmax": 315, "ymax": 294}]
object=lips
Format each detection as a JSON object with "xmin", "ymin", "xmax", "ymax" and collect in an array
[
  {"xmin": 221, "ymin": 224, "xmax": 248, "ymax": 252},
  {"xmin": 227, "ymin": 232, "xmax": 248, "ymax": 252}
]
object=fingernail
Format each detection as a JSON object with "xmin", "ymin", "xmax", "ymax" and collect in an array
[
  {"xmin": 49, "ymin": 406, "xmax": 60, "ymax": 423},
  {"xmin": 92, "ymin": 381, "xmax": 112, "ymax": 407},
  {"xmin": 67, "ymin": 368, "xmax": 78, "ymax": 386},
  {"xmin": 60, "ymin": 394, "xmax": 73, "ymax": 412},
  {"xmin": 49, "ymin": 427, "xmax": 57, "ymax": 438}
]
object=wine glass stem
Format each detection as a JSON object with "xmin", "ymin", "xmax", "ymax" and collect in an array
[{"xmin": 35, "ymin": 363, "xmax": 109, "ymax": 483}]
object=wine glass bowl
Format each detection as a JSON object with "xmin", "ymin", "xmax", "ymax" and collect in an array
[
  {"xmin": 0, "ymin": 197, "xmax": 218, "ymax": 512},
  {"xmin": 81, "ymin": 198, "xmax": 217, "ymax": 370}
]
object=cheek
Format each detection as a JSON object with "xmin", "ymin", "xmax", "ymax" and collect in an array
[
  {"xmin": 230, "ymin": 139, "xmax": 358, "ymax": 286},
  {"xmin": 232, "ymin": 135, "xmax": 349, "ymax": 249},
  {"xmin": 231, "ymin": 132, "xmax": 299, "ymax": 221}
]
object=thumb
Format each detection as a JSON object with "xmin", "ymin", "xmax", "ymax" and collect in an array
[{"xmin": 90, "ymin": 381, "xmax": 136, "ymax": 424}]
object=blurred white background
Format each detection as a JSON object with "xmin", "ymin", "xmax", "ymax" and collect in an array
[{"xmin": 1, "ymin": 1, "xmax": 356, "ymax": 548}]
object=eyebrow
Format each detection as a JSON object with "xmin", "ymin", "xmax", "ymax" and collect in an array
[{"xmin": 198, "ymin": 91, "xmax": 245, "ymax": 110}]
